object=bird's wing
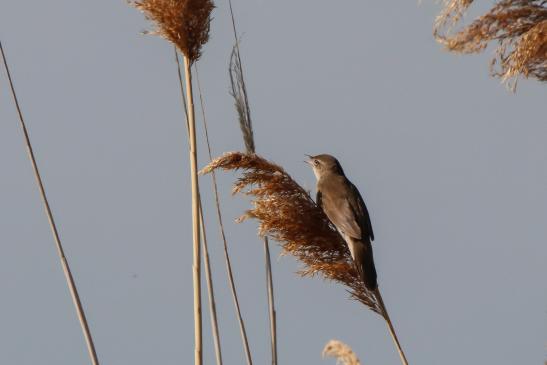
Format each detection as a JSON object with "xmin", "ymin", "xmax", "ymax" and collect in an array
[
  {"xmin": 323, "ymin": 196, "xmax": 362, "ymax": 240},
  {"xmin": 348, "ymin": 182, "xmax": 374, "ymax": 241},
  {"xmin": 316, "ymin": 190, "xmax": 322, "ymax": 209}
]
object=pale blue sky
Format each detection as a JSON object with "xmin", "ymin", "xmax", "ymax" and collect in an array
[{"xmin": 1, "ymin": 1, "xmax": 546, "ymax": 364}]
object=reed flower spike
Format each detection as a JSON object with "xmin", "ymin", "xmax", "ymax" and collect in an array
[
  {"xmin": 133, "ymin": 0, "xmax": 214, "ymax": 62},
  {"xmin": 229, "ymin": 44, "xmax": 255, "ymax": 154},
  {"xmin": 434, "ymin": 0, "xmax": 547, "ymax": 89},
  {"xmin": 200, "ymin": 152, "xmax": 382, "ymax": 314},
  {"xmin": 322, "ymin": 340, "xmax": 361, "ymax": 365}
]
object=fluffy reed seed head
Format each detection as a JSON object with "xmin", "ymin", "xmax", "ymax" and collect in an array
[
  {"xmin": 132, "ymin": 0, "xmax": 214, "ymax": 62},
  {"xmin": 322, "ymin": 340, "xmax": 361, "ymax": 365},
  {"xmin": 200, "ymin": 152, "xmax": 382, "ymax": 315},
  {"xmin": 434, "ymin": 0, "xmax": 547, "ymax": 89},
  {"xmin": 229, "ymin": 44, "xmax": 255, "ymax": 154}
]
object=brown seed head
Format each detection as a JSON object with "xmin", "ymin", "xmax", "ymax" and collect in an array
[
  {"xmin": 322, "ymin": 340, "xmax": 361, "ymax": 365},
  {"xmin": 132, "ymin": 0, "xmax": 214, "ymax": 62},
  {"xmin": 200, "ymin": 152, "xmax": 383, "ymax": 316},
  {"xmin": 434, "ymin": 0, "xmax": 547, "ymax": 89}
]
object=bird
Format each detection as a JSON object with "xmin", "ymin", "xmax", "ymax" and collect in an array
[{"xmin": 306, "ymin": 154, "xmax": 378, "ymax": 290}]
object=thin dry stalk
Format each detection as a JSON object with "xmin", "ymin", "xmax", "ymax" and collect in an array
[
  {"xmin": 184, "ymin": 55, "xmax": 203, "ymax": 365},
  {"xmin": 194, "ymin": 65, "xmax": 254, "ymax": 365},
  {"xmin": 200, "ymin": 152, "xmax": 382, "ymax": 314},
  {"xmin": 174, "ymin": 48, "xmax": 190, "ymax": 131},
  {"xmin": 175, "ymin": 50, "xmax": 223, "ymax": 365},
  {"xmin": 322, "ymin": 340, "xmax": 361, "ymax": 365},
  {"xmin": 434, "ymin": 0, "xmax": 547, "ymax": 89},
  {"xmin": 263, "ymin": 236, "xmax": 277, "ymax": 365},
  {"xmin": 374, "ymin": 288, "xmax": 408, "ymax": 365},
  {"xmin": 199, "ymin": 202, "xmax": 223, "ymax": 365},
  {"xmin": 227, "ymin": 12, "xmax": 277, "ymax": 362},
  {"xmin": 132, "ymin": 3, "xmax": 215, "ymax": 364},
  {"xmin": 1, "ymin": 41, "xmax": 100, "ymax": 365}
]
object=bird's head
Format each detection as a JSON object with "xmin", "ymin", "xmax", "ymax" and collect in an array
[{"xmin": 305, "ymin": 154, "xmax": 345, "ymax": 180}]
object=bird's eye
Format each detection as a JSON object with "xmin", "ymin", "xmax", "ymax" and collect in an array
[{"xmin": 313, "ymin": 160, "xmax": 319, "ymax": 166}]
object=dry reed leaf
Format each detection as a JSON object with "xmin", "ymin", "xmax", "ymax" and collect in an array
[
  {"xmin": 322, "ymin": 340, "xmax": 361, "ymax": 365},
  {"xmin": 200, "ymin": 152, "xmax": 382, "ymax": 315},
  {"xmin": 434, "ymin": 0, "xmax": 547, "ymax": 89},
  {"xmin": 132, "ymin": 0, "xmax": 214, "ymax": 62}
]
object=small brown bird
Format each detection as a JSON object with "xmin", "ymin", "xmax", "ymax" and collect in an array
[{"xmin": 306, "ymin": 154, "xmax": 378, "ymax": 290}]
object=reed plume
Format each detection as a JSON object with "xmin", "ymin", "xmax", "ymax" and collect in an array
[
  {"xmin": 322, "ymin": 340, "xmax": 361, "ymax": 365},
  {"xmin": 201, "ymin": 152, "xmax": 411, "ymax": 365},
  {"xmin": 133, "ymin": 0, "xmax": 214, "ymax": 62},
  {"xmin": 434, "ymin": 0, "xmax": 547, "ymax": 89},
  {"xmin": 200, "ymin": 152, "xmax": 381, "ymax": 314},
  {"xmin": 229, "ymin": 45, "xmax": 255, "ymax": 154},
  {"xmin": 132, "ymin": 1, "xmax": 214, "ymax": 364}
]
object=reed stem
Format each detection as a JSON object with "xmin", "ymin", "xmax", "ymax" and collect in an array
[
  {"xmin": 263, "ymin": 237, "xmax": 277, "ymax": 365},
  {"xmin": 374, "ymin": 287, "xmax": 409, "ymax": 365},
  {"xmin": 194, "ymin": 64, "xmax": 253, "ymax": 365},
  {"xmin": 182, "ymin": 54, "xmax": 202, "ymax": 365},
  {"xmin": 226, "ymin": 3, "xmax": 277, "ymax": 362},
  {"xmin": 174, "ymin": 49, "xmax": 230, "ymax": 365},
  {"xmin": 199, "ymin": 202, "xmax": 223, "ymax": 365},
  {"xmin": 0, "ymin": 40, "xmax": 100, "ymax": 365}
]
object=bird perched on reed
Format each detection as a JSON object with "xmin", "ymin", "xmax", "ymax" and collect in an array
[{"xmin": 306, "ymin": 154, "xmax": 378, "ymax": 291}]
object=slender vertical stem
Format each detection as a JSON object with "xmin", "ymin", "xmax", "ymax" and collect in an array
[
  {"xmin": 194, "ymin": 65, "xmax": 253, "ymax": 365},
  {"xmin": 374, "ymin": 288, "xmax": 409, "ymax": 365},
  {"xmin": 183, "ymin": 55, "xmax": 202, "ymax": 365},
  {"xmin": 174, "ymin": 49, "xmax": 190, "ymax": 132},
  {"xmin": 199, "ymin": 202, "xmax": 223, "ymax": 365},
  {"xmin": 176, "ymin": 49, "xmax": 222, "ymax": 365},
  {"xmin": 263, "ymin": 237, "xmax": 277, "ymax": 365},
  {"xmin": 209, "ymin": 172, "xmax": 253, "ymax": 365},
  {"xmin": 226, "ymin": 3, "xmax": 277, "ymax": 363},
  {"xmin": 0, "ymin": 41, "xmax": 99, "ymax": 365}
]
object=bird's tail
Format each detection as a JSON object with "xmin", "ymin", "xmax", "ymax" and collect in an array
[{"xmin": 349, "ymin": 238, "xmax": 377, "ymax": 291}]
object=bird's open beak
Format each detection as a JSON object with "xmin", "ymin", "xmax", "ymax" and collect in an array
[{"xmin": 304, "ymin": 154, "xmax": 313, "ymax": 165}]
